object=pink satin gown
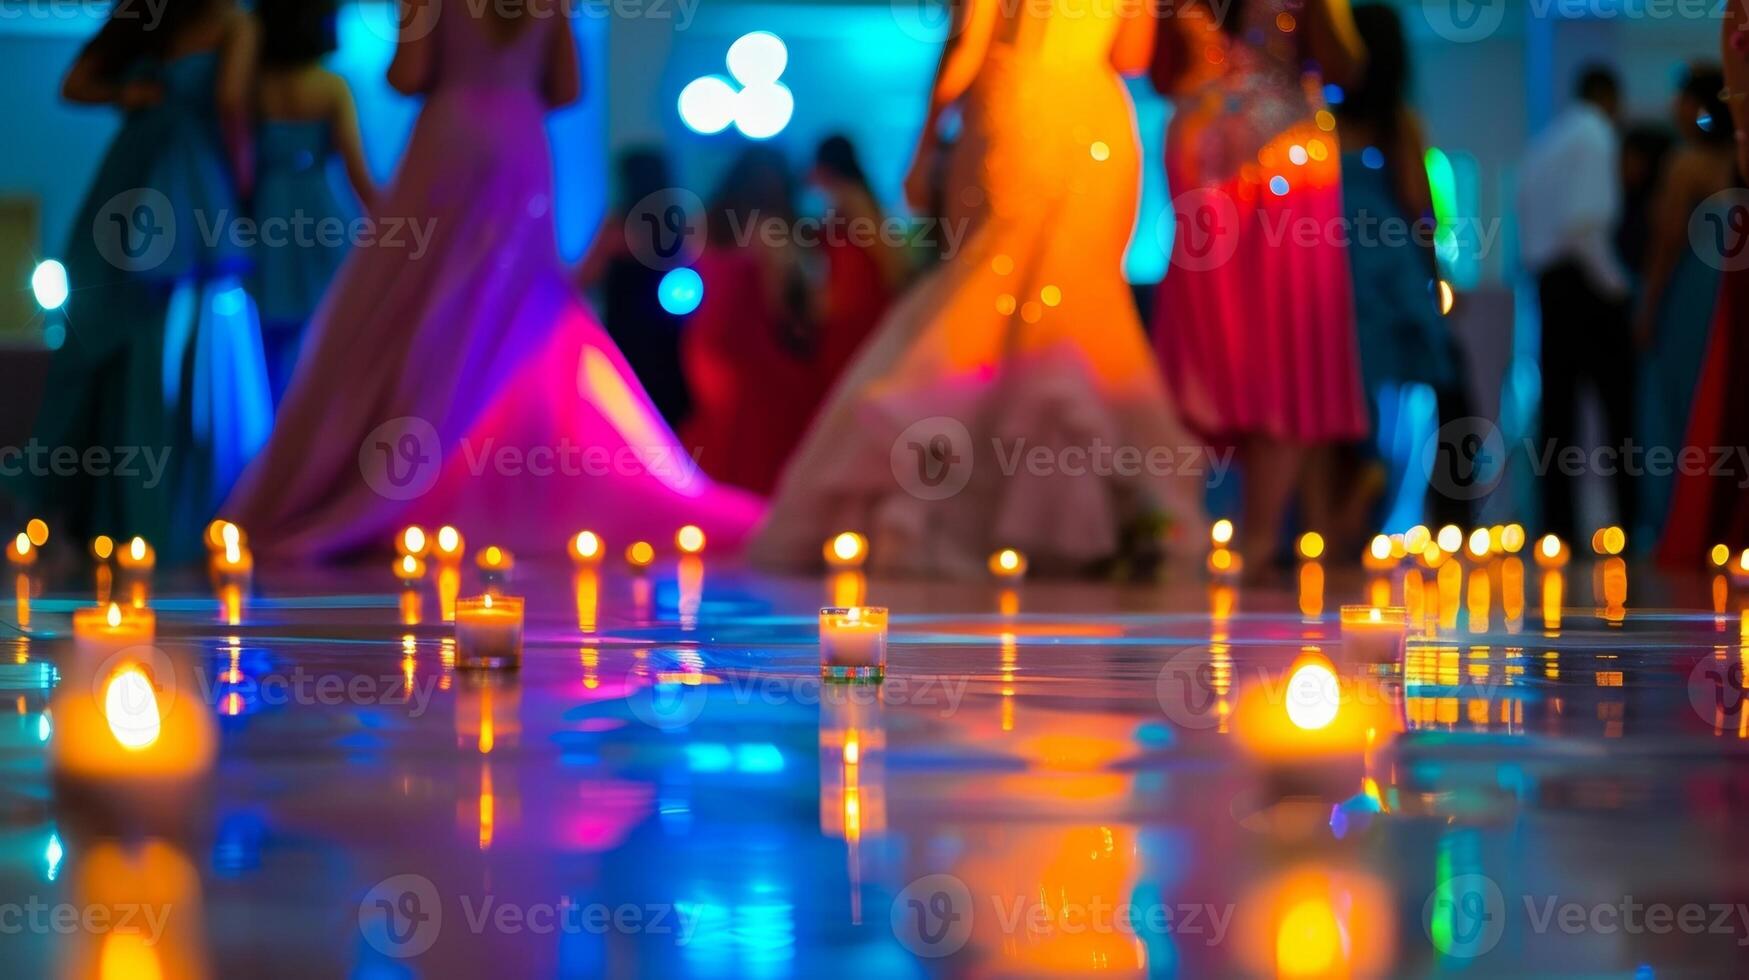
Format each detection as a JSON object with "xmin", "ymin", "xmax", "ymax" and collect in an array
[{"xmin": 224, "ymin": 9, "xmax": 762, "ymax": 559}]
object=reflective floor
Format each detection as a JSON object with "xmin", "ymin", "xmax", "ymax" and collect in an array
[{"xmin": 3, "ymin": 556, "xmax": 1749, "ymax": 977}]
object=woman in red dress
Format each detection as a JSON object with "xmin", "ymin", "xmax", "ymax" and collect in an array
[{"xmin": 1658, "ymin": 8, "xmax": 1749, "ymax": 561}]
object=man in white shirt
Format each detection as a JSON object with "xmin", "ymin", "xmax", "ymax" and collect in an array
[{"xmin": 1516, "ymin": 65, "xmax": 1636, "ymax": 542}]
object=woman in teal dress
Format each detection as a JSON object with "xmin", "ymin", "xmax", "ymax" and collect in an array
[
  {"xmin": 251, "ymin": 0, "xmax": 374, "ymax": 406},
  {"xmin": 1334, "ymin": 5, "xmax": 1456, "ymax": 527},
  {"xmin": 29, "ymin": 0, "xmax": 271, "ymax": 557},
  {"xmin": 1632, "ymin": 64, "xmax": 1736, "ymax": 544}
]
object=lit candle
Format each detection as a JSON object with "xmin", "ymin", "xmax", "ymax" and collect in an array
[
  {"xmin": 394, "ymin": 554, "xmax": 427, "ymax": 584},
  {"xmin": 675, "ymin": 524, "xmax": 706, "ymax": 556},
  {"xmin": 1340, "ymin": 605, "xmax": 1409, "ymax": 664},
  {"xmin": 203, "ymin": 519, "xmax": 245, "ymax": 553},
  {"xmin": 624, "ymin": 541, "xmax": 654, "ymax": 571},
  {"xmin": 454, "ymin": 594, "xmax": 524, "ymax": 669},
  {"xmin": 1403, "ymin": 524, "xmax": 1431, "ymax": 556},
  {"xmin": 1361, "ymin": 534, "xmax": 1395, "ymax": 571},
  {"xmin": 91, "ymin": 535, "xmax": 115, "ymax": 563},
  {"xmin": 5, "ymin": 532, "xmax": 36, "ymax": 568},
  {"xmin": 1465, "ymin": 527, "xmax": 1492, "ymax": 562},
  {"xmin": 1731, "ymin": 549, "xmax": 1749, "ymax": 588},
  {"xmin": 115, "ymin": 536, "xmax": 155, "ymax": 574},
  {"xmin": 72, "ymin": 602, "xmax": 155, "ymax": 647},
  {"xmin": 432, "ymin": 525, "xmax": 465, "ymax": 564},
  {"xmin": 1709, "ymin": 543, "xmax": 1732, "ymax": 572},
  {"xmin": 987, "ymin": 548, "xmax": 1027, "ymax": 580},
  {"xmin": 820, "ymin": 606, "xmax": 888, "ymax": 683},
  {"xmin": 24, "ymin": 518, "xmax": 47, "ymax": 548},
  {"xmin": 1296, "ymin": 532, "xmax": 1325, "ymax": 561},
  {"xmin": 396, "ymin": 525, "xmax": 429, "ymax": 558},
  {"xmin": 210, "ymin": 524, "xmax": 252, "ymax": 578},
  {"xmin": 475, "ymin": 545, "xmax": 513, "ymax": 576},
  {"xmin": 1533, "ymin": 534, "xmax": 1569, "ymax": 568},
  {"xmin": 1435, "ymin": 525, "xmax": 1464, "ymax": 555},
  {"xmin": 1500, "ymin": 523, "xmax": 1526, "ymax": 555},
  {"xmin": 569, "ymin": 530, "xmax": 604, "ymax": 566},
  {"xmin": 1210, "ymin": 518, "xmax": 1235, "ymax": 549},
  {"xmin": 824, "ymin": 531, "xmax": 868, "ymax": 569},
  {"xmin": 1591, "ymin": 526, "xmax": 1625, "ymax": 557}
]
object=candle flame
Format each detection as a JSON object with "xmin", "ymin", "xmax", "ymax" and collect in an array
[
  {"xmin": 93, "ymin": 535, "xmax": 114, "ymax": 560},
  {"xmin": 103, "ymin": 665, "xmax": 161, "ymax": 751},
  {"xmin": 1369, "ymin": 607, "xmax": 1382, "ymax": 623},
  {"xmin": 675, "ymin": 524, "xmax": 706, "ymax": 554},
  {"xmin": 574, "ymin": 531, "xmax": 602, "ymax": 560},
  {"xmin": 129, "ymin": 537, "xmax": 146, "ymax": 561},
  {"xmin": 1368, "ymin": 534, "xmax": 1391, "ymax": 561},
  {"xmin": 12, "ymin": 532, "xmax": 28, "ymax": 556},
  {"xmin": 483, "ymin": 593, "xmax": 493, "ymax": 609},
  {"xmin": 485, "ymin": 546, "xmax": 502, "ymax": 565},
  {"xmin": 402, "ymin": 526, "xmax": 426, "ymax": 554},
  {"xmin": 831, "ymin": 532, "xmax": 864, "ymax": 562},
  {"xmin": 437, "ymin": 525, "xmax": 461, "ymax": 554},
  {"xmin": 1211, "ymin": 518, "xmax": 1235, "ymax": 546},
  {"xmin": 1539, "ymin": 534, "xmax": 1561, "ymax": 559},
  {"xmin": 106, "ymin": 602, "xmax": 121, "ymax": 628}
]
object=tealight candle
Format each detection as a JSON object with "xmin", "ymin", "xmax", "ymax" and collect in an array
[
  {"xmin": 1466, "ymin": 527, "xmax": 1492, "ymax": 562},
  {"xmin": 6, "ymin": 532, "xmax": 36, "ymax": 568},
  {"xmin": 432, "ymin": 525, "xmax": 465, "ymax": 564},
  {"xmin": 820, "ymin": 606, "xmax": 888, "ymax": 683},
  {"xmin": 453, "ymin": 594, "xmax": 524, "ymax": 669},
  {"xmin": 396, "ymin": 525, "xmax": 429, "ymax": 558},
  {"xmin": 625, "ymin": 541, "xmax": 654, "ymax": 571},
  {"xmin": 394, "ymin": 554, "xmax": 427, "ymax": 584},
  {"xmin": 210, "ymin": 524, "xmax": 252, "ymax": 578},
  {"xmin": 1361, "ymin": 534, "xmax": 1395, "ymax": 571},
  {"xmin": 1339, "ymin": 605, "xmax": 1409, "ymax": 664},
  {"xmin": 675, "ymin": 524, "xmax": 706, "ymax": 555},
  {"xmin": 115, "ymin": 536, "xmax": 155, "ymax": 574},
  {"xmin": 72, "ymin": 602, "xmax": 155, "ymax": 647},
  {"xmin": 1533, "ymin": 534, "xmax": 1569, "ymax": 568},
  {"xmin": 475, "ymin": 545, "xmax": 513, "ymax": 576},
  {"xmin": 824, "ymin": 531, "xmax": 868, "ymax": 569},
  {"xmin": 569, "ymin": 530, "xmax": 604, "ymax": 566},
  {"xmin": 988, "ymin": 548, "xmax": 1027, "ymax": 580}
]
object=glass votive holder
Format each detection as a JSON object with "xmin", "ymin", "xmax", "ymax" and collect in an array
[
  {"xmin": 819, "ymin": 606, "xmax": 888, "ymax": 683},
  {"xmin": 1339, "ymin": 605, "xmax": 1410, "ymax": 664},
  {"xmin": 454, "ymin": 595, "xmax": 524, "ymax": 670}
]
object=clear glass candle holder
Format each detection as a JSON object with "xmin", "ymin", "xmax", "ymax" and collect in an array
[{"xmin": 819, "ymin": 606, "xmax": 888, "ymax": 683}]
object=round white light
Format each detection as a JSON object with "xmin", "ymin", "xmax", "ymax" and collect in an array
[
  {"xmin": 32, "ymin": 260, "xmax": 68, "ymax": 311},
  {"xmin": 726, "ymin": 31, "xmax": 787, "ymax": 87},
  {"xmin": 734, "ymin": 82, "xmax": 794, "ymax": 140},
  {"xmin": 678, "ymin": 74, "xmax": 738, "ymax": 135},
  {"xmin": 1284, "ymin": 662, "xmax": 1340, "ymax": 731}
]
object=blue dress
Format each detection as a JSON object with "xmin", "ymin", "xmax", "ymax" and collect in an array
[
  {"xmin": 251, "ymin": 119, "xmax": 356, "ymax": 405},
  {"xmin": 1340, "ymin": 150, "xmax": 1451, "ymax": 401},
  {"xmin": 26, "ymin": 51, "xmax": 271, "ymax": 558}
]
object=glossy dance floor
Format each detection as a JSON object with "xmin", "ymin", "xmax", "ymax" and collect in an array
[{"xmin": 3, "ymin": 557, "xmax": 1749, "ymax": 977}]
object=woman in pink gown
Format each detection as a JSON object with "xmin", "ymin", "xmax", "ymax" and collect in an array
[
  {"xmin": 1151, "ymin": 0, "xmax": 1370, "ymax": 570},
  {"xmin": 224, "ymin": 1, "xmax": 761, "ymax": 558}
]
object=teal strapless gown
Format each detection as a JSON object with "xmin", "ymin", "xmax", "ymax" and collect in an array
[
  {"xmin": 251, "ymin": 120, "xmax": 356, "ymax": 405},
  {"xmin": 26, "ymin": 52, "xmax": 271, "ymax": 558},
  {"xmin": 1635, "ymin": 200, "xmax": 1724, "ymax": 542}
]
